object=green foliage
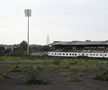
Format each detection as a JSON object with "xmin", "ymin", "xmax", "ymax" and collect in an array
[
  {"xmin": 8, "ymin": 64, "xmax": 22, "ymax": 72},
  {"xmin": 13, "ymin": 40, "xmax": 28, "ymax": 55},
  {"xmin": 19, "ymin": 41, "xmax": 28, "ymax": 51},
  {"xmin": 26, "ymin": 76, "xmax": 48, "ymax": 85},
  {"xmin": 94, "ymin": 69, "xmax": 108, "ymax": 81},
  {"xmin": 25, "ymin": 66, "xmax": 48, "ymax": 85},
  {"xmin": 0, "ymin": 46, "xmax": 5, "ymax": 55},
  {"xmin": 0, "ymin": 57, "xmax": 108, "ymax": 85},
  {"xmin": 45, "ymin": 65, "xmax": 58, "ymax": 71},
  {"xmin": 0, "ymin": 72, "xmax": 10, "ymax": 80},
  {"xmin": 41, "ymin": 45, "xmax": 50, "ymax": 51},
  {"xmin": 67, "ymin": 75, "xmax": 81, "ymax": 82},
  {"xmin": 69, "ymin": 60, "xmax": 78, "ymax": 65},
  {"xmin": 60, "ymin": 64, "xmax": 70, "ymax": 69},
  {"xmin": 23, "ymin": 66, "xmax": 37, "ymax": 73},
  {"xmin": 30, "ymin": 45, "xmax": 42, "ymax": 52},
  {"xmin": 0, "ymin": 56, "xmax": 49, "ymax": 63},
  {"xmin": 52, "ymin": 59, "xmax": 61, "ymax": 65}
]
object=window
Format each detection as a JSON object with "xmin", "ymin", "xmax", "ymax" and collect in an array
[
  {"xmin": 66, "ymin": 53, "xmax": 68, "ymax": 55},
  {"xmin": 100, "ymin": 54, "xmax": 103, "ymax": 56},
  {"xmin": 104, "ymin": 54, "xmax": 107, "ymax": 56}
]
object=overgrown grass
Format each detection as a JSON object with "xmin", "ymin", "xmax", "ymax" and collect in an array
[
  {"xmin": 0, "ymin": 56, "xmax": 108, "ymax": 82},
  {"xmin": 94, "ymin": 70, "xmax": 108, "ymax": 81},
  {"xmin": 0, "ymin": 56, "xmax": 49, "ymax": 63},
  {"xmin": 67, "ymin": 74, "xmax": 81, "ymax": 82},
  {"xmin": 0, "ymin": 72, "xmax": 10, "ymax": 80},
  {"xmin": 93, "ymin": 64, "xmax": 108, "ymax": 81},
  {"xmin": 25, "ymin": 66, "xmax": 49, "ymax": 85},
  {"xmin": 26, "ymin": 76, "xmax": 48, "ymax": 85}
]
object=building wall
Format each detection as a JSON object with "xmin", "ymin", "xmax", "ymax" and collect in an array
[
  {"xmin": 48, "ymin": 52, "xmax": 108, "ymax": 58},
  {"xmin": 53, "ymin": 45, "xmax": 107, "ymax": 52}
]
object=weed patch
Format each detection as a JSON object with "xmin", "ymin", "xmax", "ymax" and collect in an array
[
  {"xmin": 26, "ymin": 76, "xmax": 48, "ymax": 85},
  {"xmin": 25, "ymin": 66, "xmax": 49, "ymax": 85},
  {"xmin": 66, "ymin": 74, "xmax": 81, "ymax": 82},
  {"xmin": 0, "ymin": 72, "xmax": 10, "ymax": 80},
  {"xmin": 94, "ymin": 70, "xmax": 108, "ymax": 81},
  {"xmin": 8, "ymin": 64, "xmax": 22, "ymax": 72}
]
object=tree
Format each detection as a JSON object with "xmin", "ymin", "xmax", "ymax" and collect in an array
[
  {"xmin": 41, "ymin": 45, "xmax": 50, "ymax": 51},
  {"xmin": 0, "ymin": 46, "xmax": 5, "ymax": 55},
  {"xmin": 19, "ymin": 41, "xmax": 28, "ymax": 54}
]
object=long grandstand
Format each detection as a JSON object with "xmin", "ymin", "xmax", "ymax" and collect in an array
[{"xmin": 48, "ymin": 40, "xmax": 108, "ymax": 58}]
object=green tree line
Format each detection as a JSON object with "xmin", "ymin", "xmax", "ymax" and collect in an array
[{"xmin": 0, "ymin": 41, "xmax": 52, "ymax": 55}]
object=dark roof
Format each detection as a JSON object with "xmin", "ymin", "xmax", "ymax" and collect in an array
[{"xmin": 52, "ymin": 41, "xmax": 108, "ymax": 46}]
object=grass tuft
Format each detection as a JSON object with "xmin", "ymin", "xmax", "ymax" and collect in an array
[
  {"xmin": 94, "ymin": 69, "xmax": 108, "ymax": 81},
  {"xmin": 0, "ymin": 72, "xmax": 10, "ymax": 80}
]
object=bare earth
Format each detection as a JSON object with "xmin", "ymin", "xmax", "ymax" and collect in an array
[{"xmin": 0, "ymin": 62, "xmax": 108, "ymax": 90}]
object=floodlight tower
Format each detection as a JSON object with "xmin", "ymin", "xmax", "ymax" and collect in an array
[{"xmin": 24, "ymin": 9, "xmax": 31, "ymax": 55}]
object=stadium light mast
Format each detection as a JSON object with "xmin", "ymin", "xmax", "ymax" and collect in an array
[{"xmin": 24, "ymin": 9, "xmax": 31, "ymax": 55}]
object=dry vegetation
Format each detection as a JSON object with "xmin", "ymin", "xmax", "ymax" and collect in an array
[{"xmin": 0, "ymin": 56, "xmax": 108, "ymax": 89}]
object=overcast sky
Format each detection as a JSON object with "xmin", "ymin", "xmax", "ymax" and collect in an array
[{"xmin": 0, "ymin": 0, "xmax": 108, "ymax": 45}]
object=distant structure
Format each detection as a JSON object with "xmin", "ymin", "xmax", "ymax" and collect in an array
[
  {"xmin": 4, "ymin": 46, "xmax": 17, "ymax": 51},
  {"xmin": 48, "ymin": 40, "xmax": 108, "ymax": 58},
  {"xmin": 50, "ymin": 40, "xmax": 108, "ymax": 52},
  {"xmin": 24, "ymin": 9, "xmax": 32, "ymax": 55}
]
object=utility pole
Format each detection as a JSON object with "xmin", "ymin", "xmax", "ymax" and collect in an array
[{"xmin": 24, "ymin": 9, "xmax": 31, "ymax": 55}]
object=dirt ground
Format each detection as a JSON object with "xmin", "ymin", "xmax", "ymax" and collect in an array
[{"xmin": 0, "ymin": 62, "xmax": 108, "ymax": 90}]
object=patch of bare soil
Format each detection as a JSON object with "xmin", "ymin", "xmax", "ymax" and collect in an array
[{"xmin": 0, "ymin": 62, "xmax": 108, "ymax": 90}]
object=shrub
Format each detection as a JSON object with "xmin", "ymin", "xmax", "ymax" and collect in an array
[
  {"xmin": 67, "ymin": 74, "xmax": 81, "ymax": 82},
  {"xmin": 69, "ymin": 60, "xmax": 78, "ymax": 65},
  {"xmin": 52, "ymin": 59, "xmax": 61, "ymax": 65},
  {"xmin": 8, "ymin": 64, "xmax": 22, "ymax": 72},
  {"xmin": 25, "ymin": 66, "xmax": 49, "ymax": 85},
  {"xmin": 94, "ymin": 70, "xmax": 108, "ymax": 81},
  {"xmin": 23, "ymin": 66, "xmax": 36, "ymax": 73},
  {"xmin": 0, "ymin": 72, "xmax": 10, "ymax": 80},
  {"xmin": 59, "ymin": 64, "xmax": 71, "ymax": 70},
  {"xmin": 26, "ymin": 75, "xmax": 48, "ymax": 85}
]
